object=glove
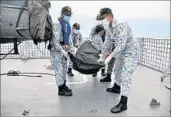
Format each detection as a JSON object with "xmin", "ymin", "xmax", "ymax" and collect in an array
[
  {"xmin": 61, "ymin": 49, "xmax": 68, "ymax": 58},
  {"xmin": 104, "ymin": 53, "xmax": 113, "ymax": 65},
  {"xmin": 98, "ymin": 58, "xmax": 103, "ymax": 62},
  {"xmin": 98, "ymin": 54, "xmax": 104, "ymax": 62}
]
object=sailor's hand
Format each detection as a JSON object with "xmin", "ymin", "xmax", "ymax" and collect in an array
[
  {"xmin": 104, "ymin": 52, "xmax": 109, "ymax": 59},
  {"xmin": 104, "ymin": 54, "xmax": 113, "ymax": 65},
  {"xmin": 105, "ymin": 56, "xmax": 111, "ymax": 65},
  {"xmin": 61, "ymin": 49, "xmax": 68, "ymax": 58},
  {"xmin": 63, "ymin": 45, "xmax": 69, "ymax": 51},
  {"xmin": 98, "ymin": 54, "xmax": 104, "ymax": 62},
  {"xmin": 98, "ymin": 58, "xmax": 103, "ymax": 62}
]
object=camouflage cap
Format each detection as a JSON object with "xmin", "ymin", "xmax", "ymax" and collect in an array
[
  {"xmin": 73, "ymin": 23, "xmax": 80, "ymax": 30},
  {"xmin": 96, "ymin": 8, "xmax": 112, "ymax": 20},
  {"xmin": 61, "ymin": 6, "xmax": 72, "ymax": 16},
  {"xmin": 95, "ymin": 24, "xmax": 104, "ymax": 33}
]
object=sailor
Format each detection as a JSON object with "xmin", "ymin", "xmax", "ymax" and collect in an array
[
  {"xmin": 89, "ymin": 24, "xmax": 115, "ymax": 81},
  {"xmin": 89, "ymin": 24, "xmax": 106, "ymax": 77},
  {"xmin": 67, "ymin": 23, "xmax": 83, "ymax": 76},
  {"xmin": 50, "ymin": 6, "xmax": 74, "ymax": 96},
  {"xmin": 97, "ymin": 8, "xmax": 139, "ymax": 113}
]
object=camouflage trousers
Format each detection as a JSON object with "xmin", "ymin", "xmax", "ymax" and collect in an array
[
  {"xmin": 68, "ymin": 58, "xmax": 73, "ymax": 69},
  {"xmin": 114, "ymin": 53, "xmax": 138, "ymax": 97},
  {"xmin": 68, "ymin": 48, "xmax": 77, "ymax": 69},
  {"xmin": 50, "ymin": 51, "xmax": 67, "ymax": 86},
  {"xmin": 106, "ymin": 57, "xmax": 115, "ymax": 74}
]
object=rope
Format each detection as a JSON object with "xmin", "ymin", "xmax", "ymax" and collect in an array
[
  {"xmin": 0, "ymin": 70, "xmax": 55, "ymax": 77},
  {"xmin": 165, "ymin": 85, "xmax": 171, "ymax": 90}
]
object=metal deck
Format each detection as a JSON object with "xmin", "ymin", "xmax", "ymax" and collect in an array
[{"xmin": 1, "ymin": 59, "xmax": 170, "ymax": 116}]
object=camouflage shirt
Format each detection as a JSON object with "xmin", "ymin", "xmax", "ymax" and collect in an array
[
  {"xmin": 102, "ymin": 20, "xmax": 139, "ymax": 57},
  {"xmin": 50, "ymin": 21, "xmax": 74, "ymax": 52},
  {"xmin": 71, "ymin": 32, "xmax": 83, "ymax": 47},
  {"xmin": 89, "ymin": 25, "xmax": 104, "ymax": 51}
]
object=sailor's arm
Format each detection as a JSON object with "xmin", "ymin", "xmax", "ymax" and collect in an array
[
  {"xmin": 77, "ymin": 33, "xmax": 83, "ymax": 46},
  {"xmin": 108, "ymin": 23, "xmax": 129, "ymax": 58},
  {"xmin": 101, "ymin": 30, "xmax": 111, "ymax": 55},
  {"xmin": 68, "ymin": 35, "xmax": 75, "ymax": 53},
  {"xmin": 52, "ymin": 23, "xmax": 64, "ymax": 51}
]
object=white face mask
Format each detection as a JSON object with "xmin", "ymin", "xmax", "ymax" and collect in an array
[
  {"xmin": 73, "ymin": 29, "xmax": 79, "ymax": 34},
  {"xmin": 101, "ymin": 18, "xmax": 110, "ymax": 29}
]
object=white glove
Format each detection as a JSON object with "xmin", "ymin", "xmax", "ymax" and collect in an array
[
  {"xmin": 105, "ymin": 50, "xmax": 115, "ymax": 64},
  {"xmin": 61, "ymin": 49, "xmax": 68, "ymax": 58},
  {"xmin": 98, "ymin": 54, "xmax": 104, "ymax": 62},
  {"xmin": 98, "ymin": 58, "xmax": 104, "ymax": 62},
  {"xmin": 104, "ymin": 54, "xmax": 113, "ymax": 65}
]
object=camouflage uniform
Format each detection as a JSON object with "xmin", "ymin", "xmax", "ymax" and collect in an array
[
  {"xmin": 50, "ymin": 22, "xmax": 73, "ymax": 86},
  {"xmin": 89, "ymin": 25, "xmax": 106, "ymax": 52},
  {"xmin": 106, "ymin": 57, "xmax": 115, "ymax": 74},
  {"xmin": 103, "ymin": 21, "xmax": 139, "ymax": 97},
  {"xmin": 68, "ymin": 32, "xmax": 83, "ymax": 69},
  {"xmin": 89, "ymin": 25, "xmax": 115, "ymax": 74},
  {"xmin": 102, "ymin": 31, "xmax": 115, "ymax": 75},
  {"xmin": 89, "ymin": 34, "xmax": 103, "ymax": 51},
  {"xmin": 72, "ymin": 32, "xmax": 83, "ymax": 48}
]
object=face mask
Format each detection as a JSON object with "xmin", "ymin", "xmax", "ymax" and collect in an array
[
  {"xmin": 102, "ymin": 18, "xmax": 110, "ymax": 29},
  {"xmin": 73, "ymin": 29, "xmax": 79, "ymax": 34},
  {"xmin": 64, "ymin": 16, "xmax": 71, "ymax": 22}
]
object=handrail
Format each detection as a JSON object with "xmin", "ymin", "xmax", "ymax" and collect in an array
[{"xmin": 0, "ymin": 37, "xmax": 170, "ymax": 73}]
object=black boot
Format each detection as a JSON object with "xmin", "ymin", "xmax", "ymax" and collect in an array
[
  {"xmin": 92, "ymin": 72, "xmax": 97, "ymax": 77},
  {"xmin": 100, "ymin": 73, "xmax": 111, "ymax": 82},
  {"xmin": 111, "ymin": 95, "xmax": 128, "ymax": 113},
  {"xmin": 64, "ymin": 80, "xmax": 72, "ymax": 92},
  {"xmin": 67, "ymin": 68, "xmax": 74, "ymax": 77},
  {"xmin": 106, "ymin": 83, "xmax": 120, "ymax": 94},
  {"xmin": 101, "ymin": 69, "xmax": 106, "ymax": 76},
  {"xmin": 58, "ymin": 84, "xmax": 73, "ymax": 96}
]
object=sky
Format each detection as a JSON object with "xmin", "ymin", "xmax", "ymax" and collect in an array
[{"xmin": 49, "ymin": 1, "xmax": 170, "ymax": 38}]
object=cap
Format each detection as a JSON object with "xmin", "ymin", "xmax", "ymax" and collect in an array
[
  {"xmin": 95, "ymin": 24, "xmax": 104, "ymax": 33},
  {"xmin": 73, "ymin": 23, "xmax": 80, "ymax": 30},
  {"xmin": 96, "ymin": 8, "xmax": 112, "ymax": 20},
  {"xmin": 61, "ymin": 6, "xmax": 72, "ymax": 16}
]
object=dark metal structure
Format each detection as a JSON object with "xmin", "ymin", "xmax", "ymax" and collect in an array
[{"xmin": 0, "ymin": 0, "xmax": 52, "ymax": 58}]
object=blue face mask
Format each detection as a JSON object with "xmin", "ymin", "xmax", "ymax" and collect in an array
[
  {"xmin": 73, "ymin": 29, "xmax": 79, "ymax": 34},
  {"xmin": 64, "ymin": 16, "xmax": 71, "ymax": 22}
]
